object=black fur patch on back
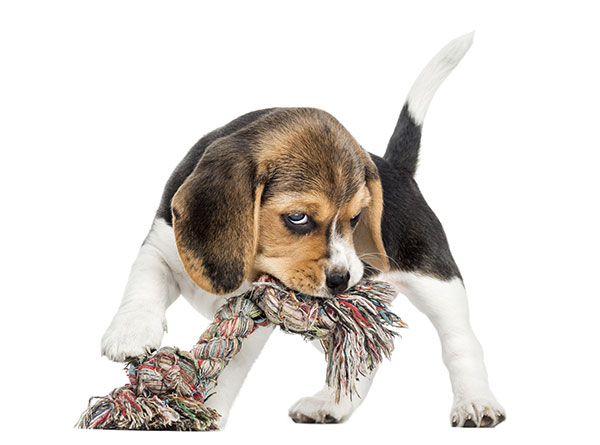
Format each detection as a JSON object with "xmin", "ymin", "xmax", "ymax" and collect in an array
[
  {"xmin": 383, "ymin": 104, "xmax": 422, "ymax": 176},
  {"xmin": 370, "ymin": 154, "xmax": 462, "ymax": 280}
]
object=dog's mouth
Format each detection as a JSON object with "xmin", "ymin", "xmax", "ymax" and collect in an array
[
  {"xmin": 251, "ymin": 270, "xmax": 331, "ymax": 299},
  {"xmin": 279, "ymin": 281, "xmax": 332, "ymax": 299},
  {"xmin": 253, "ymin": 273, "xmax": 334, "ymax": 299}
]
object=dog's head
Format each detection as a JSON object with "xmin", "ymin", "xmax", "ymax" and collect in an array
[{"xmin": 171, "ymin": 108, "xmax": 389, "ymax": 297}]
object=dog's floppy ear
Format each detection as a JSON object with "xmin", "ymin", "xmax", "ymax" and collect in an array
[
  {"xmin": 171, "ymin": 137, "xmax": 267, "ymax": 294},
  {"xmin": 353, "ymin": 156, "xmax": 390, "ymax": 273}
]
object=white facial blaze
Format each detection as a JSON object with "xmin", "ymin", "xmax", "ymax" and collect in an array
[{"xmin": 328, "ymin": 216, "xmax": 364, "ymax": 289}]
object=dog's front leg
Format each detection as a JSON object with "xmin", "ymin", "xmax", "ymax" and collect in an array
[
  {"xmin": 101, "ymin": 227, "xmax": 180, "ymax": 362},
  {"xmin": 389, "ymin": 271, "xmax": 506, "ymax": 427},
  {"xmin": 205, "ymin": 324, "xmax": 274, "ymax": 427}
]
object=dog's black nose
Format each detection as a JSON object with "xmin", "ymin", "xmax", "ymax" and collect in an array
[{"xmin": 326, "ymin": 271, "xmax": 350, "ymax": 294}]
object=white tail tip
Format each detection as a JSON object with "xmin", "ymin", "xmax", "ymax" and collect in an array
[{"xmin": 407, "ymin": 32, "xmax": 475, "ymax": 125}]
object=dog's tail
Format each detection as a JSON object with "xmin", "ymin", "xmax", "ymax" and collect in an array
[{"xmin": 384, "ymin": 32, "xmax": 474, "ymax": 175}]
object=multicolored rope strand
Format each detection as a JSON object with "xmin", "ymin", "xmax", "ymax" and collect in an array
[
  {"xmin": 76, "ymin": 274, "xmax": 406, "ymax": 430},
  {"xmin": 253, "ymin": 275, "xmax": 407, "ymax": 401}
]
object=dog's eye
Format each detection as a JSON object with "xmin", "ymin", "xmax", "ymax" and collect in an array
[
  {"xmin": 287, "ymin": 213, "xmax": 309, "ymax": 225},
  {"xmin": 282, "ymin": 213, "xmax": 315, "ymax": 235},
  {"xmin": 350, "ymin": 211, "xmax": 361, "ymax": 228}
]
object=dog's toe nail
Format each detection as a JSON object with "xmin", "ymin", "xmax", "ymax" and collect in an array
[
  {"xmin": 324, "ymin": 414, "xmax": 339, "ymax": 423},
  {"xmin": 481, "ymin": 415, "xmax": 494, "ymax": 427},
  {"xmin": 497, "ymin": 414, "xmax": 506, "ymax": 424},
  {"xmin": 463, "ymin": 419, "xmax": 477, "ymax": 427},
  {"xmin": 292, "ymin": 414, "xmax": 316, "ymax": 424}
]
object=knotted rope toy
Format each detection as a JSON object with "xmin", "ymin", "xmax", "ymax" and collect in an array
[{"xmin": 77, "ymin": 274, "xmax": 406, "ymax": 430}]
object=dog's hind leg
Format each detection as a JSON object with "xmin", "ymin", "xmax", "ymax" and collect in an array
[{"xmin": 385, "ymin": 271, "xmax": 506, "ymax": 427}]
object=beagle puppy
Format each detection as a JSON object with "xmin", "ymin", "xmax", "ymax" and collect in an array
[{"xmin": 101, "ymin": 33, "xmax": 505, "ymax": 428}]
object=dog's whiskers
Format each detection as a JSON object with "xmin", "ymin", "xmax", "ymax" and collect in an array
[{"xmin": 357, "ymin": 252, "xmax": 401, "ymax": 273}]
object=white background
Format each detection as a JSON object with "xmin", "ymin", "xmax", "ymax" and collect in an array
[{"xmin": 1, "ymin": 1, "xmax": 598, "ymax": 444}]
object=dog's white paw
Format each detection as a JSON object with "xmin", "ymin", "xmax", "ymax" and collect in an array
[
  {"xmin": 101, "ymin": 311, "xmax": 166, "ymax": 362},
  {"xmin": 450, "ymin": 396, "xmax": 506, "ymax": 427},
  {"xmin": 288, "ymin": 386, "xmax": 360, "ymax": 424}
]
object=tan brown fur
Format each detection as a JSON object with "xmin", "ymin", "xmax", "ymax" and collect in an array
[
  {"xmin": 252, "ymin": 185, "xmax": 378, "ymax": 295},
  {"xmin": 353, "ymin": 179, "xmax": 389, "ymax": 272},
  {"xmin": 252, "ymin": 191, "xmax": 335, "ymax": 295}
]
